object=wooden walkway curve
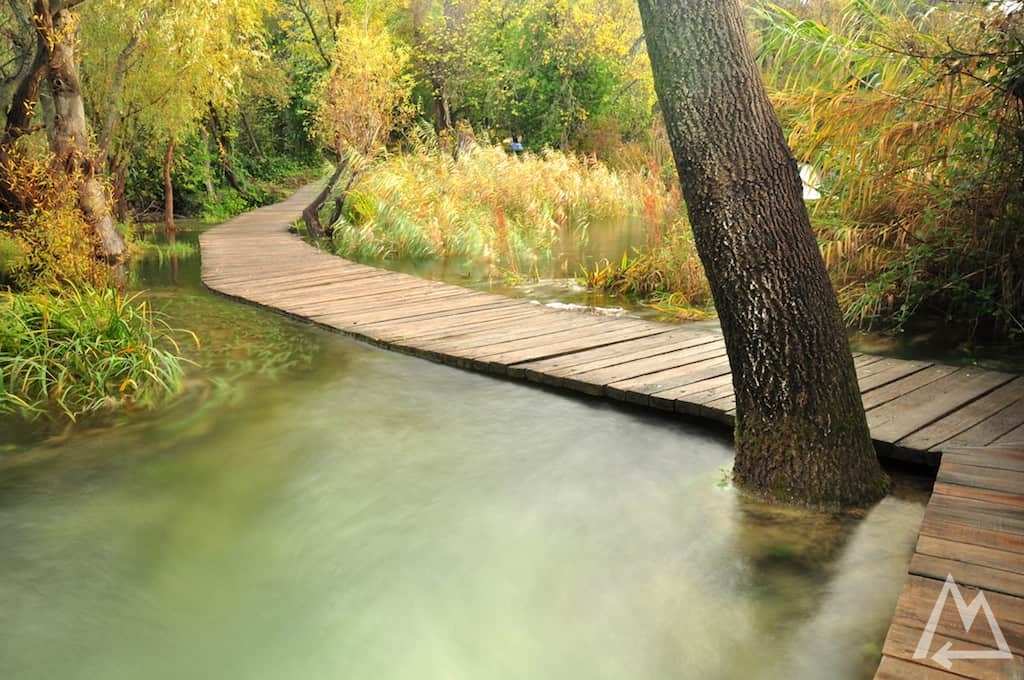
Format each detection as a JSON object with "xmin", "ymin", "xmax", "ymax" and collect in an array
[
  {"xmin": 200, "ymin": 186, "xmax": 1024, "ymax": 680},
  {"xmin": 200, "ymin": 184, "xmax": 1024, "ymax": 465}
]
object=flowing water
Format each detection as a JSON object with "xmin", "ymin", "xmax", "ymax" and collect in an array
[{"xmin": 0, "ymin": 228, "xmax": 930, "ymax": 680}]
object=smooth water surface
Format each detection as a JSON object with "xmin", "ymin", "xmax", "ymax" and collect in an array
[{"xmin": 0, "ymin": 230, "xmax": 928, "ymax": 680}]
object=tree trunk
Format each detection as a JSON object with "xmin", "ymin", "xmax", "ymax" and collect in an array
[
  {"xmin": 163, "ymin": 135, "xmax": 176, "ymax": 234},
  {"xmin": 98, "ymin": 32, "xmax": 141, "ymax": 166},
  {"xmin": 239, "ymin": 110, "xmax": 264, "ymax": 162},
  {"xmin": 198, "ymin": 126, "xmax": 217, "ymax": 201},
  {"xmin": 207, "ymin": 104, "xmax": 247, "ymax": 196},
  {"xmin": 636, "ymin": 0, "xmax": 888, "ymax": 507},
  {"xmin": 48, "ymin": 5, "xmax": 126, "ymax": 261},
  {"xmin": 302, "ymin": 159, "xmax": 347, "ymax": 239}
]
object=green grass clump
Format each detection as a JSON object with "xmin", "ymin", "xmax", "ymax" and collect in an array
[{"xmin": 0, "ymin": 286, "xmax": 195, "ymax": 422}]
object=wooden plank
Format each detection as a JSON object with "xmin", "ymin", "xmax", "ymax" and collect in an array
[
  {"xmin": 862, "ymin": 365, "xmax": 961, "ymax": 411},
  {"xmin": 474, "ymin": 322, "xmax": 665, "ymax": 365},
  {"xmin": 943, "ymin": 401, "xmax": 1024, "ymax": 451},
  {"xmin": 918, "ymin": 512, "xmax": 1024, "ymax": 556},
  {"xmin": 413, "ymin": 314, "xmax": 616, "ymax": 354},
  {"xmin": 882, "ymin": 622, "xmax": 1024, "ymax": 679},
  {"xmin": 518, "ymin": 330, "xmax": 717, "ymax": 378},
  {"xmin": 868, "ymin": 369, "xmax": 1016, "ymax": 444},
  {"xmin": 894, "ymin": 575, "xmax": 1024, "ymax": 628},
  {"xmin": 200, "ymin": 184, "xmax": 1024, "ymax": 493},
  {"xmin": 570, "ymin": 342, "xmax": 728, "ymax": 391},
  {"xmin": 926, "ymin": 494, "xmax": 1024, "ymax": 542},
  {"xmin": 932, "ymin": 482, "xmax": 1024, "ymax": 511},
  {"xmin": 941, "ymin": 450, "xmax": 1024, "ymax": 474},
  {"xmin": 370, "ymin": 306, "xmax": 544, "ymax": 343},
  {"xmin": 994, "ymin": 423, "xmax": 1024, "ymax": 448},
  {"xmin": 909, "ymin": 553, "xmax": 1024, "ymax": 599},
  {"xmin": 916, "ymin": 535, "xmax": 1024, "ymax": 577},
  {"xmin": 312, "ymin": 298, "xmax": 514, "ymax": 331},
  {"xmin": 900, "ymin": 379, "xmax": 1024, "ymax": 453},
  {"xmin": 859, "ymin": 359, "xmax": 935, "ymax": 393},
  {"xmin": 875, "ymin": 656, "xmax": 973, "ymax": 680},
  {"xmin": 607, "ymin": 355, "xmax": 733, "ymax": 404},
  {"xmin": 940, "ymin": 462, "xmax": 1024, "ymax": 499}
]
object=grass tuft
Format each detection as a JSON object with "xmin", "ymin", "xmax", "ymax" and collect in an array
[{"xmin": 0, "ymin": 286, "xmax": 196, "ymax": 422}]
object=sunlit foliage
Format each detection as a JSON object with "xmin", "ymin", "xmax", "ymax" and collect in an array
[{"xmin": 757, "ymin": 0, "xmax": 1024, "ymax": 336}]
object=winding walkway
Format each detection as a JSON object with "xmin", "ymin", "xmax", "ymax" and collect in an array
[
  {"xmin": 200, "ymin": 185, "xmax": 1024, "ymax": 465},
  {"xmin": 200, "ymin": 186, "xmax": 1024, "ymax": 679}
]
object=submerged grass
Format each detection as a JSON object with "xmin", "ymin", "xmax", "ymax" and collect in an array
[{"xmin": 0, "ymin": 286, "xmax": 196, "ymax": 422}]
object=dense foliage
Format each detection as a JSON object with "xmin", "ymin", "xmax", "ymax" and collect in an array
[{"xmin": 757, "ymin": 0, "xmax": 1024, "ymax": 339}]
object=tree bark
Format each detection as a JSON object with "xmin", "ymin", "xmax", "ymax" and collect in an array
[
  {"xmin": 636, "ymin": 0, "xmax": 888, "ymax": 507},
  {"xmin": 207, "ymin": 104, "xmax": 247, "ymax": 196},
  {"xmin": 302, "ymin": 159, "xmax": 347, "ymax": 238},
  {"xmin": 163, "ymin": 135, "xmax": 175, "ymax": 234},
  {"xmin": 97, "ymin": 32, "xmax": 141, "ymax": 165},
  {"xmin": 48, "ymin": 4, "xmax": 126, "ymax": 261}
]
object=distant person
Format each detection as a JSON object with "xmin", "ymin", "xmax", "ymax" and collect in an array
[{"xmin": 510, "ymin": 136, "xmax": 524, "ymax": 154}]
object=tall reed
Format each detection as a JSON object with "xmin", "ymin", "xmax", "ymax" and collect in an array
[{"xmin": 329, "ymin": 138, "xmax": 678, "ymax": 277}]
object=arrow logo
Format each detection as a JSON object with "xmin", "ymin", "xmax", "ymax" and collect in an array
[{"xmin": 913, "ymin": 574, "xmax": 1014, "ymax": 670}]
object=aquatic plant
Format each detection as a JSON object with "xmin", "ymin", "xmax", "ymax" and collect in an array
[
  {"xmin": 327, "ymin": 138, "xmax": 678, "ymax": 277},
  {"xmin": 0, "ymin": 286, "xmax": 196, "ymax": 422},
  {"xmin": 578, "ymin": 225, "xmax": 713, "ymax": 319}
]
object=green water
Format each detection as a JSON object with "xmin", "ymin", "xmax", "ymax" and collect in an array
[{"xmin": 0, "ymin": 230, "xmax": 929, "ymax": 679}]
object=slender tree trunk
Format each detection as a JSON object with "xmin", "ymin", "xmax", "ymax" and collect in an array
[
  {"xmin": 636, "ymin": 0, "xmax": 888, "ymax": 506},
  {"xmin": 98, "ymin": 32, "xmax": 141, "ymax": 165},
  {"xmin": 303, "ymin": 159, "xmax": 347, "ymax": 238},
  {"xmin": 239, "ymin": 110, "xmax": 264, "ymax": 162},
  {"xmin": 207, "ymin": 104, "xmax": 246, "ymax": 196},
  {"xmin": 163, "ymin": 135, "xmax": 176, "ymax": 234},
  {"xmin": 49, "ymin": 5, "xmax": 126, "ymax": 261},
  {"xmin": 326, "ymin": 171, "xmax": 359, "ymax": 227},
  {"xmin": 198, "ymin": 126, "xmax": 217, "ymax": 201}
]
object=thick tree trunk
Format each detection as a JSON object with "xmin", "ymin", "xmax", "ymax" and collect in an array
[
  {"xmin": 637, "ymin": 0, "xmax": 888, "ymax": 506},
  {"xmin": 49, "ymin": 5, "xmax": 126, "ymax": 261},
  {"xmin": 163, "ymin": 136, "xmax": 175, "ymax": 234}
]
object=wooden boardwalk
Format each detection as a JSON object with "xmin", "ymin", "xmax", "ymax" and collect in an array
[
  {"xmin": 201, "ymin": 186, "xmax": 1024, "ymax": 679},
  {"xmin": 876, "ymin": 447, "xmax": 1024, "ymax": 679},
  {"xmin": 200, "ymin": 184, "xmax": 1024, "ymax": 466}
]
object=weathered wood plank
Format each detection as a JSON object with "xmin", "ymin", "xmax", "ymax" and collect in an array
[
  {"xmin": 875, "ymin": 657, "xmax": 973, "ymax": 680},
  {"xmin": 940, "ymin": 462, "xmax": 1024, "ymax": 499},
  {"xmin": 517, "ymin": 329, "xmax": 717, "ymax": 379},
  {"xmin": 882, "ymin": 622, "xmax": 1024, "ymax": 679},
  {"xmin": 862, "ymin": 365, "xmax": 961, "ymax": 411},
  {"xmin": 932, "ymin": 481, "xmax": 1024, "ymax": 511},
  {"xmin": 941, "ymin": 450, "xmax": 1024, "ymax": 474},
  {"xmin": 899, "ymin": 378, "xmax": 1024, "ymax": 453},
  {"xmin": 867, "ymin": 369, "xmax": 1016, "ymax": 444},
  {"xmin": 993, "ymin": 423, "xmax": 1024, "ymax": 448}
]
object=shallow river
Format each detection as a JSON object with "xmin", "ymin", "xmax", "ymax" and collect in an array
[{"xmin": 0, "ymin": 230, "xmax": 929, "ymax": 680}]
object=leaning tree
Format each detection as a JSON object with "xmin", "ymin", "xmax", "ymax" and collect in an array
[
  {"xmin": 636, "ymin": 0, "xmax": 889, "ymax": 506},
  {"xmin": 1, "ymin": 0, "xmax": 125, "ymax": 260}
]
